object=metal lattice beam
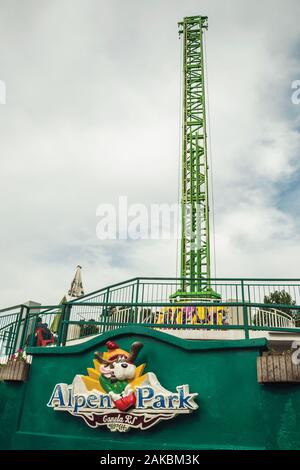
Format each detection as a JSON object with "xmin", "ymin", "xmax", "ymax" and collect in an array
[{"xmin": 178, "ymin": 15, "xmax": 211, "ymax": 295}]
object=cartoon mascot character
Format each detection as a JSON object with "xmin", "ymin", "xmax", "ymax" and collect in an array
[{"xmin": 82, "ymin": 341, "xmax": 146, "ymax": 412}]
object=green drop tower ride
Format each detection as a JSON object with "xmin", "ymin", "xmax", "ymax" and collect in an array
[{"xmin": 174, "ymin": 15, "xmax": 219, "ymax": 301}]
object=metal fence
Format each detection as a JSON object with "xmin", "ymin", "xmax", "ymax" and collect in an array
[
  {"xmin": 0, "ymin": 277, "xmax": 300, "ymax": 356},
  {"xmin": 69, "ymin": 276, "xmax": 300, "ymax": 306}
]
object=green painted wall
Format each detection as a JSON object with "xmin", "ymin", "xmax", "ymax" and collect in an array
[{"xmin": 0, "ymin": 327, "xmax": 299, "ymax": 450}]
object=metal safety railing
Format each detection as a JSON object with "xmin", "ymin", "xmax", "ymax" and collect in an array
[{"xmin": 0, "ymin": 277, "xmax": 300, "ymax": 356}]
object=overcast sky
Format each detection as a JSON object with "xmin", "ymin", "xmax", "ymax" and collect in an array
[{"xmin": 0, "ymin": 0, "xmax": 300, "ymax": 307}]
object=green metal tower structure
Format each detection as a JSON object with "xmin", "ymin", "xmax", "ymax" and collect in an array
[{"xmin": 173, "ymin": 15, "xmax": 219, "ymax": 300}]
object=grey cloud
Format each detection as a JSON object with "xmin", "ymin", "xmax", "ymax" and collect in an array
[{"xmin": 0, "ymin": 0, "xmax": 300, "ymax": 307}]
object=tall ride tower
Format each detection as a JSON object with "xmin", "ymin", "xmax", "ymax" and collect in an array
[{"xmin": 175, "ymin": 15, "xmax": 219, "ymax": 300}]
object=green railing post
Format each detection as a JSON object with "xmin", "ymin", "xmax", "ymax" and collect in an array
[
  {"xmin": 19, "ymin": 306, "xmax": 30, "ymax": 350},
  {"xmin": 56, "ymin": 304, "xmax": 66, "ymax": 346},
  {"xmin": 11, "ymin": 306, "xmax": 24, "ymax": 353},
  {"xmin": 134, "ymin": 279, "xmax": 140, "ymax": 324},
  {"xmin": 241, "ymin": 280, "xmax": 249, "ymax": 339},
  {"xmin": 56, "ymin": 304, "xmax": 65, "ymax": 346},
  {"xmin": 103, "ymin": 288, "xmax": 110, "ymax": 333},
  {"xmin": 130, "ymin": 283, "xmax": 136, "ymax": 324},
  {"xmin": 6, "ymin": 325, "xmax": 14, "ymax": 356},
  {"xmin": 60, "ymin": 304, "xmax": 71, "ymax": 346},
  {"xmin": 18, "ymin": 306, "xmax": 26, "ymax": 350},
  {"xmin": 28, "ymin": 314, "xmax": 39, "ymax": 348}
]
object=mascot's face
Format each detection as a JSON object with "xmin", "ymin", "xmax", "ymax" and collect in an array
[
  {"xmin": 95, "ymin": 341, "xmax": 143, "ymax": 383},
  {"xmin": 112, "ymin": 360, "xmax": 136, "ymax": 380},
  {"xmin": 100, "ymin": 358, "xmax": 136, "ymax": 381}
]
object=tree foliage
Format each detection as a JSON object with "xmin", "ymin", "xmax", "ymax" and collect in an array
[{"xmin": 263, "ymin": 290, "xmax": 296, "ymax": 317}]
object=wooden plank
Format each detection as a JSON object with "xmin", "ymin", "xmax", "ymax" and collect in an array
[
  {"xmin": 261, "ymin": 356, "xmax": 268, "ymax": 382},
  {"xmin": 7, "ymin": 363, "xmax": 12, "ymax": 380},
  {"xmin": 279, "ymin": 355, "xmax": 287, "ymax": 382},
  {"xmin": 9, "ymin": 363, "xmax": 14, "ymax": 380},
  {"xmin": 257, "ymin": 357, "xmax": 262, "ymax": 383},
  {"xmin": 267, "ymin": 355, "xmax": 275, "ymax": 382},
  {"xmin": 292, "ymin": 361, "xmax": 300, "ymax": 382},
  {"xmin": 14, "ymin": 362, "xmax": 18, "ymax": 380},
  {"xmin": 16, "ymin": 362, "xmax": 21, "ymax": 380},
  {"xmin": 273, "ymin": 355, "xmax": 281, "ymax": 382},
  {"xmin": 285, "ymin": 354, "xmax": 293, "ymax": 382},
  {"xmin": 297, "ymin": 365, "xmax": 300, "ymax": 382}
]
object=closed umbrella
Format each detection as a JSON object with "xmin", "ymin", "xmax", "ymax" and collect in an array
[{"xmin": 50, "ymin": 266, "xmax": 85, "ymax": 333}]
